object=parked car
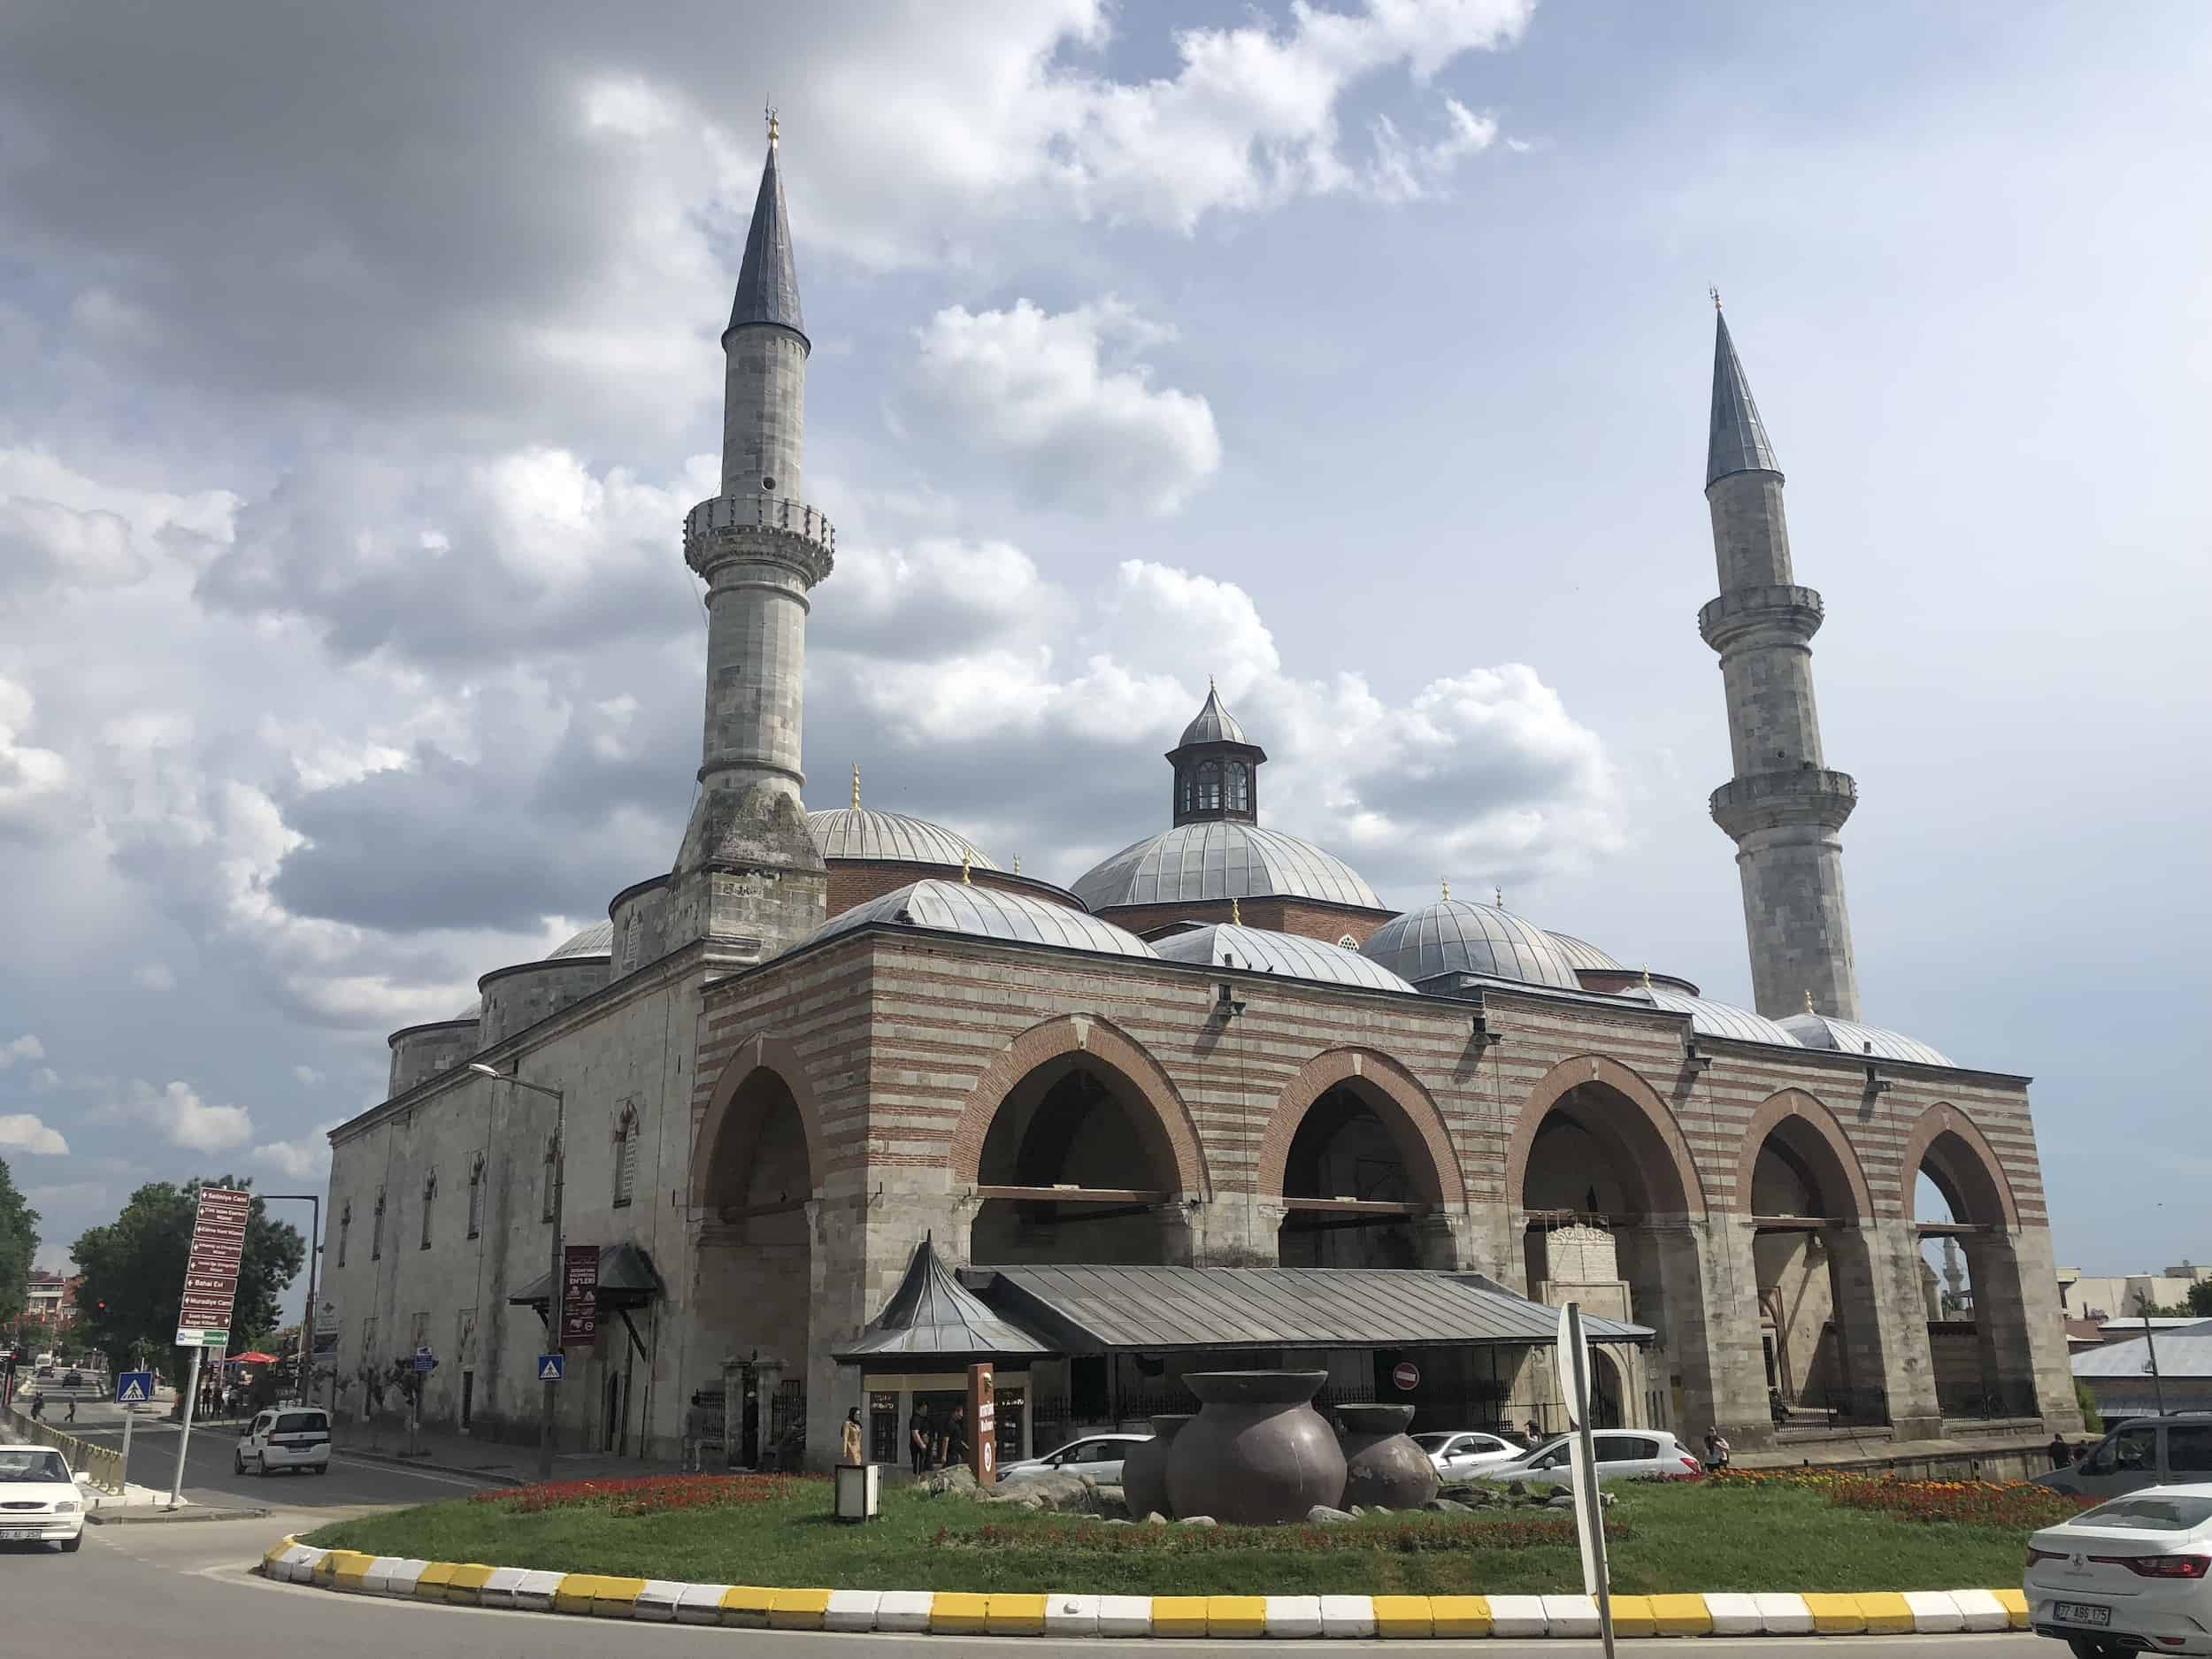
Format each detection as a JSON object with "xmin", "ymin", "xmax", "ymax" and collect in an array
[
  {"xmin": 2024, "ymin": 1483, "xmax": 2212, "ymax": 1657},
  {"xmin": 0, "ymin": 1444, "xmax": 88, "ymax": 1552},
  {"xmin": 2039, "ymin": 1416, "xmax": 2212, "ymax": 1502},
  {"xmin": 1412, "ymin": 1430, "xmax": 1524, "ymax": 1480},
  {"xmin": 234, "ymin": 1407, "xmax": 333, "ymax": 1478},
  {"xmin": 996, "ymin": 1432, "xmax": 1150, "ymax": 1486},
  {"xmin": 1468, "ymin": 1428, "xmax": 1703, "ymax": 1484}
]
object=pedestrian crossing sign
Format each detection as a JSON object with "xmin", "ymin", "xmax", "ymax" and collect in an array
[
  {"xmin": 537, "ymin": 1353, "xmax": 565, "ymax": 1383},
  {"xmin": 116, "ymin": 1370, "xmax": 154, "ymax": 1405}
]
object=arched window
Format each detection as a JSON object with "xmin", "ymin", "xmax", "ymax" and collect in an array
[
  {"xmin": 419, "ymin": 1171, "xmax": 437, "ymax": 1249},
  {"xmin": 1196, "ymin": 760, "xmax": 1222, "ymax": 811},
  {"xmin": 541, "ymin": 1136, "xmax": 560, "ymax": 1223},
  {"xmin": 370, "ymin": 1188, "xmax": 386, "ymax": 1260},
  {"xmin": 1227, "ymin": 762, "xmax": 1249, "ymax": 812},
  {"xmin": 612, "ymin": 1105, "xmax": 640, "ymax": 1208},
  {"xmin": 1178, "ymin": 768, "xmax": 1194, "ymax": 815},
  {"xmin": 466, "ymin": 1155, "xmax": 486, "ymax": 1240},
  {"xmin": 337, "ymin": 1201, "xmax": 352, "ymax": 1268}
]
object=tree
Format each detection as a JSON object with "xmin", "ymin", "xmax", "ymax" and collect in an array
[
  {"xmin": 2188, "ymin": 1281, "xmax": 2212, "ymax": 1319},
  {"xmin": 71, "ymin": 1177, "xmax": 304, "ymax": 1398},
  {"xmin": 0, "ymin": 1155, "xmax": 38, "ymax": 1325}
]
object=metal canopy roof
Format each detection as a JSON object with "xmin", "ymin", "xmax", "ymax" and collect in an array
[
  {"xmin": 508, "ymin": 1241, "xmax": 664, "ymax": 1309},
  {"xmin": 838, "ymin": 1238, "xmax": 1054, "ymax": 1363},
  {"xmin": 967, "ymin": 1263, "xmax": 1651, "ymax": 1356},
  {"xmin": 2074, "ymin": 1321, "xmax": 2212, "ymax": 1380}
]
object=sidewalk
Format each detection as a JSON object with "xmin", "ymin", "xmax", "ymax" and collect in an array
[{"xmin": 337, "ymin": 1419, "xmax": 682, "ymax": 1487}]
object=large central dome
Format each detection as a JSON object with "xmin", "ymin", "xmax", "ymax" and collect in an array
[{"xmin": 1071, "ymin": 820, "xmax": 1382, "ymax": 910}]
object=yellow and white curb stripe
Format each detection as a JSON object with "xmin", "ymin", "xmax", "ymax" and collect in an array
[{"xmin": 259, "ymin": 1535, "xmax": 2030, "ymax": 1638}]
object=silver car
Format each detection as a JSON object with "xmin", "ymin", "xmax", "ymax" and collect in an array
[
  {"xmin": 996, "ymin": 1432, "xmax": 1150, "ymax": 1486},
  {"xmin": 1471, "ymin": 1428, "xmax": 1704, "ymax": 1484},
  {"xmin": 1413, "ymin": 1430, "xmax": 1524, "ymax": 1480}
]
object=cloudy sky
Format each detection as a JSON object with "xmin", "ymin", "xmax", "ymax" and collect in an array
[{"xmin": 2, "ymin": 1, "xmax": 2206, "ymax": 1289}]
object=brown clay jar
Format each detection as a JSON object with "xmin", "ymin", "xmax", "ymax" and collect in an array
[
  {"xmin": 1336, "ymin": 1402, "xmax": 1438, "ymax": 1510},
  {"xmin": 1164, "ymin": 1371, "xmax": 1345, "ymax": 1525}
]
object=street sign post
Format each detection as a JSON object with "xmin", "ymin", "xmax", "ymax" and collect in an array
[
  {"xmin": 1391, "ymin": 1360, "xmax": 1421, "ymax": 1391},
  {"xmin": 537, "ymin": 1354, "xmax": 565, "ymax": 1383},
  {"xmin": 413, "ymin": 1346, "xmax": 437, "ymax": 1373},
  {"xmin": 172, "ymin": 1186, "xmax": 252, "ymax": 1509},
  {"xmin": 1555, "ymin": 1302, "xmax": 1617, "ymax": 1658},
  {"xmin": 967, "ymin": 1362, "xmax": 995, "ymax": 1486},
  {"xmin": 559, "ymin": 1245, "xmax": 597, "ymax": 1347},
  {"xmin": 116, "ymin": 1370, "xmax": 153, "ymax": 1488}
]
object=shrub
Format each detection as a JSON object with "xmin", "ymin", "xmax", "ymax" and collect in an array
[{"xmin": 2075, "ymin": 1380, "xmax": 2102, "ymax": 1433}]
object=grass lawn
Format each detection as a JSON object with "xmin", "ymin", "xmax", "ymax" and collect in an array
[{"xmin": 301, "ymin": 1474, "xmax": 2050, "ymax": 1595}]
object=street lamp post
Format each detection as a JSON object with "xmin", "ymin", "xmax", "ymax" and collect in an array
[
  {"xmin": 257, "ymin": 1194, "xmax": 321, "ymax": 1406},
  {"xmin": 471, "ymin": 1064, "xmax": 565, "ymax": 1480}
]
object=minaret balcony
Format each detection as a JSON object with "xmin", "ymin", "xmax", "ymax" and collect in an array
[
  {"xmin": 1709, "ymin": 767, "xmax": 1857, "ymax": 839},
  {"xmin": 684, "ymin": 492, "xmax": 835, "ymax": 585},
  {"xmin": 1698, "ymin": 583, "xmax": 1824, "ymax": 654}
]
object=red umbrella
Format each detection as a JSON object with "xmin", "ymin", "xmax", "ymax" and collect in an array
[{"xmin": 229, "ymin": 1350, "xmax": 279, "ymax": 1364}]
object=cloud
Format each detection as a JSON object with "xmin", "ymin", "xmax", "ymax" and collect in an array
[
  {"xmin": 251, "ymin": 1122, "xmax": 341, "ymax": 1181},
  {"xmin": 0, "ymin": 495, "xmax": 151, "ymax": 592},
  {"xmin": 0, "ymin": 678, "xmax": 77, "ymax": 842},
  {"xmin": 1, "ymin": 1033, "xmax": 45, "ymax": 1067},
  {"xmin": 909, "ymin": 300, "xmax": 1222, "ymax": 516},
  {"xmin": 114, "ymin": 1079, "xmax": 256, "ymax": 1153},
  {"xmin": 293, "ymin": 1064, "xmax": 326, "ymax": 1087},
  {"xmin": 131, "ymin": 964, "xmax": 177, "ymax": 992},
  {"xmin": 0, "ymin": 1114, "xmax": 68, "ymax": 1156}
]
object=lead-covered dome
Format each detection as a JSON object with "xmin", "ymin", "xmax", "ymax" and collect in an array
[
  {"xmin": 799, "ymin": 879, "xmax": 1157, "ymax": 958},
  {"xmin": 1780, "ymin": 1011, "xmax": 1953, "ymax": 1067},
  {"xmin": 1624, "ymin": 983, "xmax": 1801, "ymax": 1046},
  {"xmin": 1546, "ymin": 932, "xmax": 1624, "ymax": 973},
  {"xmin": 1071, "ymin": 821, "xmax": 1382, "ymax": 911},
  {"xmin": 807, "ymin": 806, "xmax": 996, "ymax": 870},
  {"xmin": 1153, "ymin": 922, "xmax": 1415, "ymax": 993},
  {"xmin": 1361, "ymin": 898, "xmax": 1580, "ymax": 989},
  {"xmin": 548, "ymin": 920, "xmax": 614, "ymax": 959}
]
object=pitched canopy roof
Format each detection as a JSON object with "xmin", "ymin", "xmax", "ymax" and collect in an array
[
  {"xmin": 837, "ymin": 1238, "xmax": 1054, "ymax": 1363},
  {"xmin": 1707, "ymin": 309, "xmax": 1779, "ymax": 487},
  {"xmin": 728, "ymin": 139, "xmax": 804, "ymax": 341}
]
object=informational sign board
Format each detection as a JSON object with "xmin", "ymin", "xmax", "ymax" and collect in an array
[
  {"xmin": 175, "ymin": 1186, "xmax": 252, "ymax": 1348},
  {"xmin": 538, "ymin": 1353, "xmax": 565, "ymax": 1383},
  {"xmin": 967, "ymin": 1362, "xmax": 995, "ymax": 1486},
  {"xmin": 116, "ymin": 1371, "xmax": 154, "ymax": 1405},
  {"xmin": 412, "ymin": 1345, "xmax": 437, "ymax": 1374},
  {"xmin": 1391, "ymin": 1361, "xmax": 1421, "ymax": 1391},
  {"xmin": 559, "ymin": 1244, "xmax": 598, "ymax": 1347}
]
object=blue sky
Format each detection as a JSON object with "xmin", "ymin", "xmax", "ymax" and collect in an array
[{"xmin": 1, "ymin": 0, "xmax": 2206, "ymax": 1287}]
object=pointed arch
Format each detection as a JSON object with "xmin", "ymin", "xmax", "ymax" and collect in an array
[
  {"xmin": 949, "ymin": 1014, "xmax": 1207, "ymax": 1197},
  {"xmin": 691, "ymin": 1032, "xmax": 827, "ymax": 1212},
  {"xmin": 1732, "ymin": 1088, "xmax": 1872, "ymax": 1219},
  {"xmin": 1505, "ymin": 1054, "xmax": 1707, "ymax": 1217},
  {"xmin": 1255, "ymin": 1047, "xmax": 1463, "ymax": 1206},
  {"xmin": 1901, "ymin": 1102, "xmax": 2020, "ymax": 1230}
]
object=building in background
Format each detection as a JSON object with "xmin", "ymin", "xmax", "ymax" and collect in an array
[{"xmin": 24, "ymin": 1269, "xmax": 81, "ymax": 1333}]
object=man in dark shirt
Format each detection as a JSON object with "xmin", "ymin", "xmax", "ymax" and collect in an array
[
  {"xmin": 940, "ymin": 1405, "xmax": 968, "ymax": 1471},
  {"xmin": 909, "ymin": 1403, "xmax": 933, "ymax": 1475}
]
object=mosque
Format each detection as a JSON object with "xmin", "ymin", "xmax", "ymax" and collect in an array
[{"xmin": 320, "ymin": 129, "xmax": 2077, "ymax": 1469}]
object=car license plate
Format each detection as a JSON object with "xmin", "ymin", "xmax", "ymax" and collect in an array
[
  {"xmin": 0, "ymin": 1526, "xmax": 42, "ymax": 1540},
  {"xmin": 2055, "ymin": 1601, "xmax": 2111, "ymax": 1627}
]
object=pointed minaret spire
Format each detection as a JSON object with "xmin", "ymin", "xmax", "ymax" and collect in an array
[
  {"xmin": 1698, "ymin": 305, "xmax": 1861, "ymax": 1021},
  {"xmin": 729, "ymin": 116, "xmax": 804, "ymax": 342},
  {"xmin": 1707, "ymin": 306, "xmax": 1778, "ymax": 488}
]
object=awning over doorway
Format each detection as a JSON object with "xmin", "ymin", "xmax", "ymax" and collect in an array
[
  {"xmin": 507, "ymin": 1240, "xmax": 665, "ymax": 1310},
  {"xmin": 962, "ymin": 1263, "xmax": 1652, "ymax": 1356},
  {"xmin": 836, "ymin": 1238, "xmax": 1055, "ymax": 1365}
]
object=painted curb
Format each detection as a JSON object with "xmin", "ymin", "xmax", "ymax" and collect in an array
[{"xmin": 257, "ymin": 1538, "xmax": 2035, "ymax": 1637}]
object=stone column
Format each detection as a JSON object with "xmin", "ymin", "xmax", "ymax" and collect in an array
[
  {"xmin": 1413, "ymin": 1212, "xmax": 1471, "ymax": 1271},
  {"xmin": 1866, "ymin": 1217, "xmax": 1943, "ymax": 1438}
]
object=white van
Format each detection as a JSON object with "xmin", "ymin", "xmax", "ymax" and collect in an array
[{"xmin": 234, "ymin": 1407, "xmax": 333, "ymax": 1477}]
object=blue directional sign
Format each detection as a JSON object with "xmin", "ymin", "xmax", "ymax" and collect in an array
[
  {"xmin": 536, "ymin": 1353, "xmax": 565, "ymax": 1383},
  {"xmin": 116, "ymin": 1371, "xmax": 154, "ymax": 1405},
  {"xmin": 412, "ymin": 1345, "xmax": 437, "ymax": 1374}
]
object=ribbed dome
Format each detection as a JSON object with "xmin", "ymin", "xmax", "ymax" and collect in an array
[
  {"xmin": 1178, "ymin": 683, "xmax": 1250, "ymax": 749},
  {"xmin": 1071, "ymin": 821, "xmax": 1381, "ymax": 911},
  {"xmin": 1547, "ymin": 932, "xmax": 1624, "ymax": 973},
  {"xmin": 1153, "ymin": 923, "xmax": 1415, "ymax": 994},
  {"xmin": 1360, "ymin": 899, "xmax": 1580, "ymax": 989},
  {"xmin": 548, "ymin": 920, "xmax": 613, "ymax": 959},
  {"xmin": 807, "ymin": 807, "xmax": 997, "ymax": 870},
  {"xmin": 1623, "ymin": 984, "xmax": 1801, "ymax": 1047},
  {"xmin": 800, "ymin": 879, "xmax": 1157, "ymax": 958},
  {"xmin": 1779, "ymin": 1012, "xmax": 1953, "ymax": 1068}
]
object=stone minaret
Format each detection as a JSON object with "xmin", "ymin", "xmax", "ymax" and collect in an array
[
  {"xmin": 1699, "ymin": 305, "xmax": 1861, "ymax": 1021},
  {"xmin": 668, "ymin": 117, "xmax": 833, "ymax": 960}
]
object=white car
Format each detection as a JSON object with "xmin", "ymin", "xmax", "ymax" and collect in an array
[
  {"xmin": 2025, "ymin": 1482, "xmax": 2212, "ymax": 1657},
  {"xmin": 234, "ymin": 1407, "xmax": 333, "ymax": 1478},
  {"xmin": 1413, "ymin": 1430, "xmax": 1524, "ymax": 1480},
  {"xmin": 997, "ymin": 1432, "xmax": 1150, "ymax": 1486},
  {"xmin": 1469, "ymin": 1428, "xmax": 1703, "ymax": 1485},
  {"xmin": 0, "ymin": 1445, "xmax": 88, "ymax": 1552}
]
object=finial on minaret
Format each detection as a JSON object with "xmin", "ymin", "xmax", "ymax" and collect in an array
[
  {"xmin": 1709, "ymin": 284, "xmax": 1721, "ymax": 312},
  {"xmin": 765, "ymin": 104, "xmax": 780, "ymax": 147},
  {"xmin": 960, "ymin": 849, "xmax": 972, "ymax": 885},
  {"xmin": 1804, "ymin": 988, "xmax": 1816, "ymax": 1015},
  {"xmin": 851, "ymin": 763, "xmax": 861, "ymax": 811},
  {"xmin": 1494, "ymin": 886, "xmax": 1504, "ymax": 909},
  {"xmin": 1230, "ymin": 895, "xmax": 1241, "ymax": 926}
]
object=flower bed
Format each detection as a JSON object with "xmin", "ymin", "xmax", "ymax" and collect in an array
[
  {"xmin": 1705, "ymin": 1467, "xmax": 2088, "ymax": 1530},
  {"xmin": 938, "ymin": 1514, "xmax": 1603, "ymax": 1555},
  {"xmin": 475, "ymin": 1472, "xmax": 818, "ymax": 1517}
]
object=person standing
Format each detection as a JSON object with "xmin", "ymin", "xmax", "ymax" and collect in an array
[
  {"xmin": 840, "ymin": 1406, "xmax": 864, "ymax": 1466},
  {"xmin": 940, "ymin": 1405, "xmax": 968, "ymax": 1471},
  {"xmin": 1701, "ymin": 1426, "xmax": 1731, "ymax": 1470},
  {"xmin": 28, "ymin": 1389, "xmax": 43, "ymax": 1422},
  {"xmin": 2047, "ymin": 1432, "xmax": 2073, "ymax": 1471},
  {"xmin": 1524, "ymin": 1415, "xmax": 1543, "ymax": 1448},
  {"xmin": 908, "ymin": 1402, "xmax": 933, "ymax": 1475}
]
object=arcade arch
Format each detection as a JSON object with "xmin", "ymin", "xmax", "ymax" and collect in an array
[
  {"xmin": 1905, "ymin": 1108, "xmax": 2039, "ymax": 1419},
  {"xmin": 695, "ymin": 1056, "xmax": 820, "ymax": 1389},
  {"xmin": 1260, "ymin": 1052, "xmax": 1459, "ymax": 1270}
]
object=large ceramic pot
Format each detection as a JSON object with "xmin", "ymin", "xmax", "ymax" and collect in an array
[
  {"xmin": 1119, "ymin": 1414, "xmax": 1192, "ymax": 1520},
  {"xmin": 1337, "ymin": 1402, "xmax": 1438, "ymax": 1510},
  {"xmin": 1164, "ymin": 1371, "xmax": 1346, "ymax": 1525}
]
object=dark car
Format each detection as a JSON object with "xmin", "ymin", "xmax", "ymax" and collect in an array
[
  {"xmin": 2036, "ymin": 1414, "xmax": 2212, "ymax": 1500},
  {"xmin": 59, "ymin": 1371, "xmax": 82, "ymax": 1389}
]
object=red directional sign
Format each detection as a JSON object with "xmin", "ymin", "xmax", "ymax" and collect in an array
[
  {"xmin": 176, "ymin": 1187, "xmax": 252, "ymax": 1348},
  {"xmin": 559, "ymin": 1244, "xmax": 598, "ymax": 1348}
]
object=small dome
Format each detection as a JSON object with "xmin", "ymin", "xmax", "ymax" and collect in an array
[
  {"xmin": 548, "ymin": 920, "xmax": 614, "ymax": 959},
  {"xmin": 807, "ymin": 807, "xmax": 997, "ymax": 870},
  {"xmin": 1071, "ymin": 821, "xmax": 1381, "ymax": 911},
  {"xmin": 800, "ymin": 879, "xmax": 1157, "ymax": 958},
  {"xmin": 1177, "ymin": 683, "xmax": 1250, "ymax": 749},
  {"xmin": 1780, "ymin": 1012, "xmax": 1953, "ymax": 1068},
  {"xmin": 1361, "ymin": 899, "xmax": 1580, "ymax": 990},
  {"xmin": 1623, "ymin": 984, "xmax": 1801, "ymax": 1046},
  {"xmin": 1547, "ymin": 932, "xmax": 1624, "ymax": 973},
  {"xmin": 455, "ymin": 997, "xmax": 482, "ymax": 1021},
  {"xmin": 1153, "ymin": 922, "xmax": 1415, "ymax": 994}
]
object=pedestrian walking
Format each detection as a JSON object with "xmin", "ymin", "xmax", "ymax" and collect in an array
[
  {"xmin": 908, "ymin": 1402, "xmax": 933, "ymax": 1475},
  {"xmin": 65, "ymin": 1394, "xmax": 75, "ymax": 1424},
  {"xmin": 1524, "ymin": 1415, "xmax": 1543, "ymax": 1448},
  {"xmin": 841, "ymin": 1406, "xmax": 864, "ymax": 1466},
  {"xmin": 1701, "ymin": 1426, "xmax": 1731, "ymax": 1469},
  {"xmin": 29, "ymin": 1389, "xmax": 44, "ymax": 1421}
]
